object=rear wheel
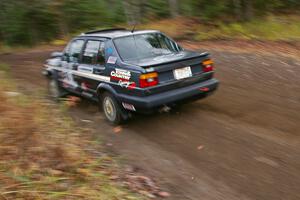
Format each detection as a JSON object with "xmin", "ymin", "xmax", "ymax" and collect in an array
[
  {"xmin": 101, "ymin": 92, "xmax": 125, "ymax": 125},
  {"xmin": 48, "ymin": 78, "xmax": 68, "ymax": 100}
]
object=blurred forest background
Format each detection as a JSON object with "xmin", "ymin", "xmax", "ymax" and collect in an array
[{"xmin": 0, "ymin": 0, "xmax": 300, "ymax": 46}]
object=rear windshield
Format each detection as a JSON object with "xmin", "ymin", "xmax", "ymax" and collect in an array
[{"xmin": 113, "ymin": 33, "xmax": 182, "ymax": 61}]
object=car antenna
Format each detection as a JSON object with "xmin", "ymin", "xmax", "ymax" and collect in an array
[{"xmin": 131, "ymin": 23, "xmax": 140, "ymax": 62}]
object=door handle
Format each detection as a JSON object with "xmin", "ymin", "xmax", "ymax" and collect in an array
[{"xmin": 94, "ymin": 69, "xmax": 104, "ymax": 75}]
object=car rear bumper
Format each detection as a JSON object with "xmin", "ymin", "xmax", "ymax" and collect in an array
[{"xmin": 117, "ymin": 78, "xmax": 219, "ymax": 111}]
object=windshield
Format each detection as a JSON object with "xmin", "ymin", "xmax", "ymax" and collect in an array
[{"xmin": 113, "ymin": 33, "xmax": 182, "ymax": 61}]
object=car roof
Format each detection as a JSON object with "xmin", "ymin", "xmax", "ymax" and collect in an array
[{"xmin": 79, "ymin": 28, "xmax": 160, "ymax": 39}]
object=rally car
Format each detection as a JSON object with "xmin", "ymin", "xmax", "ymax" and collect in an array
[{"xmin": 43, "ymin": 28, "xmax": 219, "ymax": 124}]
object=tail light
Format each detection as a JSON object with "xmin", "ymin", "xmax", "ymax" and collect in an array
[
  {"xmin": 202, "ymin": 59, "xmax": 214, "ymax": 72},
  {"xmin": 139, "ymin": 72, "xmax": 158, "ymax": 88}
]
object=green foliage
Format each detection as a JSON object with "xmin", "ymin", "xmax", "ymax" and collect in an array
[
  {"xmin": 189, "ymin": 0, "xmax": 229, "ymax": 19},
  {"xmin": 146, "ymin": 0, "xmax": 170, "ymax": 19},
  {"xmin": 0, "ymin": 0, "xmax": 299, "ymax": 46},
  {"xmin": 0, "ymin": 0, "xmax": 125, "ymax": 45},
  {"xmin": 0, "ymin": 0, "xmax": 58, "ymax": 45}
]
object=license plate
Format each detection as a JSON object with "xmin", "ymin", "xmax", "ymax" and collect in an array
[{"xmin": 173, "ymin": 66, "xmax": 192, "ymax": 80}]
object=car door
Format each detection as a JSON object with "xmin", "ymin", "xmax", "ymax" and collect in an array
[
  {"xmin": 60, "ymin": 39, "xmax": 85, "ymax": 92},
  {"xmin": 74, "ymin": 39, "xmax": 106, "ymax": 99}
]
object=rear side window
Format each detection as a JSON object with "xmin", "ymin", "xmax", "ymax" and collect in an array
[
  {"xmin": 82, "ymin": 40, "xmax": 105, "ymax": 65},
  {"xmin": 66, "ymin": 39, "xmax": 84, "ymax": 62}
]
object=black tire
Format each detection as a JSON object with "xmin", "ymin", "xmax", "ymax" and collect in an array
[
  {"xmin": 101, "ymin": 92, "xmax": 125, "ymax": 125},
  {"xmin": 47, "ymin": 78, "xmax": 68, "ymax": 100}
]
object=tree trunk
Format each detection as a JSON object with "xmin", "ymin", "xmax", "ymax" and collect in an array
[
  {"xmin": 133, "ymin": 0, "xmax": 142, "ymax": 24},
  {"xmin": 0, "ymin": 0, "xmax": 11, "ymax": 42},
  {"xmin": 244, "ymin": 0, "xmax": 254, "ymax": 21},
  {"xmin": 49, "ymin": 0, "xmax": 69, "ymax": 37},
  {"xmin": 138, "ymin": 0, "xmax": 146, "ymax": 22},
  {"xmin": 123, "ymin": 0, "xmax": 140, "ymax": 25},
  {"xmin": 233, "ymin": 0, "xmax": 242, "ymax": 21},
  {"xmin": 168, "ymin": 0, "xmax": 179, "ymax": 18},
  {"xmin": 123, "ymin": 0, "xmax": 133, "ymax": 25}
]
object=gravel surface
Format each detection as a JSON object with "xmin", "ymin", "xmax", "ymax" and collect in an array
[{"xmin": 1, "ymin": 41, "xmax": 299, "ymax": 200}]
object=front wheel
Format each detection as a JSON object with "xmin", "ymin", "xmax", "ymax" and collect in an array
[{"xmin": 101, "ymin": 92, "xmax": 125, "ymax": 125}]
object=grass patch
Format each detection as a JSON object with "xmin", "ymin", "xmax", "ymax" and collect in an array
[
  {"xmin": 0, "ymin": 44, "xmax": 30, "ymax": 55},
  {"xmin": 195, "ymin": 15, "xmax": 300, "ymax": 41},
  {"xmin": 138, "ymin": 15, "xmax": 300, "ymax": 42},
  {"xmin": 137, "ymin": 17, "xmax": 198, "ymax": 39},
  {"xmin": 0, "ymin": 69, "xmax": 145, "ymax": 200},
  {"xmin": 0, "ymin": 63, "xmax": 10, "ymax": 73}
]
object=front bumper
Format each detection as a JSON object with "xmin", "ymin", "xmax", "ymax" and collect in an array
[{"xmin": 117, "ymin": 78, "xmax": 219, "ymax": 110}]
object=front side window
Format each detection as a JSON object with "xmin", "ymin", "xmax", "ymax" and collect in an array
[
  {"xmin": 113, "ymin": 33, "xmax": 182, "ymax": 61},
  {"xmin": 82, "ymin": 40, "xmax": 105, "ymax": 65},
  {"xmin": 66, "ymin": 39, "xmax": 84, "ymax": 63}
]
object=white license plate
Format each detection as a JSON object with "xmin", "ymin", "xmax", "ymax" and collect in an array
[{"xmin": 173, "ymin": 66, "xmax": 192, "ymax": 80}]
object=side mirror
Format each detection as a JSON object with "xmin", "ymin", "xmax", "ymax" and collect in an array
[{"xmin": 51, "ymin": 52, "xmax": 63, "ymax": 58}]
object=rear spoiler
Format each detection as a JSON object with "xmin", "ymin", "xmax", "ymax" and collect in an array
[{"xmin": 139, "ymin": 52, "xmax": 210, "ymax": 68}]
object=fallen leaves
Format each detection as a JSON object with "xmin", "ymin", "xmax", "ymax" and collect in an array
[
  {"xmin": 157, "ymin": 191, "xmax": 171, "ymax": 198},
  {"xmin": 65, "ymin": 96, "xmax": 81, "ymax": 107},
  {"xmin": 197, "ymin": 145, "xmax": 204, "ymax": 150},
  {"xmin": 74, "ymin": 168, "xmax": 91, "ymax": 177},
  {"xmin": 109, "ymin": 175, "xmax": 119, "ymax": 180},
  {"xmin": 122, "ymin": 173, "xmax": 170, "ymax": 198},
  {"xmin": 0, "ymin": 74, "xmax": 168, "ymax": 200},
  {"xmin": 47, "ymin": 169, "xmax": 63, "ymax": 176},
  {"xmin": 80, "ymin": 119, "xmax": 93, "ymax": 123},
  {"xmin": 106, "ymin": 143, "xmax": 113, "ymax": 146},
  {"xmin": 4, "ymin": 91, "xmax": 21, "ymax": 97},
  {"xmin": 254, "ymin": 156, "xmax": 280, "ymax": 167},
  {"xmin": 113, "ymin": 126, "xmax": 123, "ymax": 134}
]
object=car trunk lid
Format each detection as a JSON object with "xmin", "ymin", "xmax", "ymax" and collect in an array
[{"xmin": 125, "ymin": 50, "xmax": 213, "ymax": 95}]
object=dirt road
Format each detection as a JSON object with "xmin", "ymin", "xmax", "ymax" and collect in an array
[{"xmin": 1, "ymin": 41, "xmax": 300, "ymax": 200}]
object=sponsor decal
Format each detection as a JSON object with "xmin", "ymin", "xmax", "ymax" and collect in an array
[
  {"xmin": 105, "ymin": 47, "xmax": 113, "ymax": 55},
  {"xmin": 111, "ymin": 68, "xmax": 131, "ymax": 80},
  {"xmin": 122, "ymin": 102, "xmax": 136, "ymax": 111},
  {"xmin": 107, "ymin": 56, "xmax": 117, "ymax": 64},
  {"xmin": 110, "ymin": 69, "xmax": 135, "ymax": 89},
  {"xmin": 118, "ymin": 80, "xmax": 136, "ymax": 90},
  {"xmin": 81, "ymin": 82, "xmax": 90, "ymax": 91},
  {"xmin": 199, "ymin": 87, "xmax": 209, "ymax": 92}
]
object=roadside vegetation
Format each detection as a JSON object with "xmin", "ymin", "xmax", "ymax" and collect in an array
[
  {"xmin": 1, "ymin": 14, "xmax": 300, "ymax": 54},
  {"xmin": 138, "ymin": 15, "xmax": 300, "ymax": 42},
  {"xmin": 195, "ymin": 15, "xmax": 300, "ymax": 41},
  {"xmin": 0, "ymin": 0, "xmax": 299, "ymax": 49},
  {"xmin": 0, "ymin": 64, "xmax": 146, "ymax": 200}
]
